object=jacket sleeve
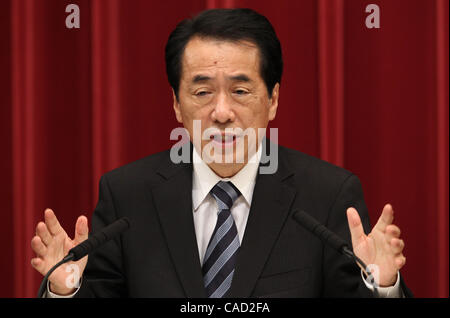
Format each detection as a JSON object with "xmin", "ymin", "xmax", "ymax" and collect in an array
[
  {"xmin": 322, "ymin": 173, "xmax": 374, "ymax": 297},
  {"xmin": 321, "ymin": 173, "xmax": 413, "ymax": 298},
  {"xmin": 75, "ymin": 175, "xmax": 127, "ymax": 297}
]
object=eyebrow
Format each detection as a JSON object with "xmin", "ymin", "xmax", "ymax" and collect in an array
[
  {"xmin": 191, "ymin": 74, "xmax": 252, "ymax": 84},
  {"xmin": 192, "ymin": 75, "xmax": 211, "ymax": 83},
  {"xmin": 230, "ymin": 74, "xmax": 251, "ymax": 82}
]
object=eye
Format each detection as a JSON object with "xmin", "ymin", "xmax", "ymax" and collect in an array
[
  {"xmin": 234, "ymin": 89, "xmax": 249, "ymax": 95},
  {"xmin": 195, "ymin": 91, "xmax": 211, "ymax": 97}
]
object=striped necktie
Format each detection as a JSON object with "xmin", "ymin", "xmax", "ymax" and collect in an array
[{"xmin": 202, "ymin": 181, "xmax": 241, "ymax": 298}]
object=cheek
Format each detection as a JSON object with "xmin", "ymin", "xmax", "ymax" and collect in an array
[
  {"xmin": 178, "ymin": 98, "xmax": 209, "ymax": 120},
  {"xmin": 243, "ymin": 96, "xmax": 271, "ymax": 127},
  {"xmin": 178, "ymin": 104, "xmax": 215, "ymax": 135}
]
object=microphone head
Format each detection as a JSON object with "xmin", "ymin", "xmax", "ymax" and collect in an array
[
  {"xmin": 122, "ymin": 217, "xmax": 131, "ymax": 227},
  {"xmin": 292, "ymin": 210, "xmax": 349, "ymax": 253},
  {"xmin": 115, "ymin": 217, "xmax": 131, "ymax": 232},
  {"xmin": 293, "ymin": 210, "xmax": 318, "ymax": 233},
  {"xmin": 69, "ymin": 217, "xmax": 131, "ymax": 261}
]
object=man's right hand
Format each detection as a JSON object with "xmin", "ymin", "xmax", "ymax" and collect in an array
[{"xmin": 31, "ymin": 209, "xmax": 89, "ymax": 296}]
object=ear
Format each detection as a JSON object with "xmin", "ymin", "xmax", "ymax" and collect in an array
[
  {"xmin": 268, "ymin": 83, "xmax": 280, "ymax": 121},
  {"xmin": 172, "ymin": 89, "xmax": 183, "ymax": 124}
]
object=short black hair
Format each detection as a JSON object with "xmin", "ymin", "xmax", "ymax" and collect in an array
[{"xmin": 165, "ymin": 8, "xmax": 283, "ymax": 100}]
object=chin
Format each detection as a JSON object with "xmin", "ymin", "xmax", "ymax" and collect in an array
[{"xmin": 208, "ymin": 161, "xmax": 246, "ymax": 178}]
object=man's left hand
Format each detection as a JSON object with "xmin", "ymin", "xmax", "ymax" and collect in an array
[{"xmin": 346, "ymin": 204, "xmax": 406, "ymax": 287}]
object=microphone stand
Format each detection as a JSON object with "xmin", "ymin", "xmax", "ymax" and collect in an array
[
  {"xmin": 342, "ymin": 246, "xmax": 380, "ymax": 298},
  {"xmin": 36, "ymin": 253, "xmax": 75, "ymax": 298},
  {"xmin": 293, "ymin": 210, "xmax": 380, "ymax": 298},
  {"xmin": 36, "ymin": 216, "xmax": 130, "ymax": 298}
]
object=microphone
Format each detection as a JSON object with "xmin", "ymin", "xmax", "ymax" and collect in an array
[
  {"xmin": 68, "ymin": 217, "xmax": 130, "ymax": 261},
  {"xmin": 292, "ymin": 210, "xmax": 379, "ymax": 297},
  {"xmin": 36, "ymin": 217, "xmax": 131, "ymax": 298},
  {"xmin": 293, "ymin": 210, "xmax": 353, "ymax": 257}
]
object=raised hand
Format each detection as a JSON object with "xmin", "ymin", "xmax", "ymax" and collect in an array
[
  {"xmin": 31, "ymin": 209, "xmax": 89, "ymax": 295},
  {"xmin": 346, "ymin": 204, "xmax": 406, "ymax": 287}
]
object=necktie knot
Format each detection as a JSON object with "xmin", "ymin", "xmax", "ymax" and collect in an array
[{"xmin": 210, "ymin": 181, "xmax": 241, "ymax": 211}]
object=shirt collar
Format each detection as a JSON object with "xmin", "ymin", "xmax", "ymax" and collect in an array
[{"xmin": 192, "ymin": 145, "xmax": 262, "ymax": 211}]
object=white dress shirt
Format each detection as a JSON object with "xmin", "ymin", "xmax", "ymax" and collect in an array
[{"xmin": 192, "ymin": 144, "xmax": 262, "ymax": 265}]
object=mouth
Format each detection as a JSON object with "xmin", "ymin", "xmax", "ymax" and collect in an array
[{"xmin": 210, "ymin": 133, "xmax": 237, "ymax": 147}]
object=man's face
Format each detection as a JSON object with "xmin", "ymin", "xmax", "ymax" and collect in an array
[{"xmin": 173, "ymin": 37, "xmax": 279, "ymax": 177}]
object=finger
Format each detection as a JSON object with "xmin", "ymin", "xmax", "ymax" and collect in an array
[
  {"xmin": 74, "ymin": 215, "xmax": 89, "ymax": 245},
  {"xmin": 390, "ymin": 238, "xmax": 404, "ymax": 254},
  {"xmin": 36, "ymin": 221, "xmax": 53, "ymax": 246},
  {"xmin": 386, "ymin": 224, "xmax": 401, "ymax": 237},
  {"xmin": 374, "ymin": 204, "xmax": 394, "ymax": 233},
  {"xmin": 31, "ymin": 257, "xmax": 46, "ymax": 275},
  {"xmin": 385, "ymin": 224, "xmax": 401, "ymax": 243},
  {"xmin": 31, "ymin": 236, "xmax": 47, "ymax": 257},
  {"xmin": 44, "ymin": 208, "xmax": 64, "ymax": 236},
  {"xmin": 346, "ymin": 207, "xmax": 366, "ymax": 247},
  {"xmin": 396, "ymin": 255, "xmax": 406, "ymax": 269}
]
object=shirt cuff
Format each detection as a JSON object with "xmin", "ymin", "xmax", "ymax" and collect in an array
[
  {"xmin": 45, "ymin": 278, "xmax": 82, "ymax": 298},
  {"xmin": 361, "ymin": 270, "xmax": 404, "ymax": 298}
]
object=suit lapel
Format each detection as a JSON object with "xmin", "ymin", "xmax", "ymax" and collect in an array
[
  {"xmin": 228, "ymin": 148, "xmax": 297, "ymax": 297},
  {"xmin": 150, "ymin": 156, "xmax": 206, "ymax": 298},
  {"xmin": 149, "ymin": 142, "xmax": 297, "ymax": 298}
]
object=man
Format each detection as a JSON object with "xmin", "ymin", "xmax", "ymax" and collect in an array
[{"xmin": 31, "ymin": 8, "xmax": 412, "ymax": 298}]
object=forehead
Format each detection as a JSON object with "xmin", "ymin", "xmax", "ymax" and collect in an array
[{"xmin": 181, "ymin": 37, "xmax": 261, "ymax": 78}]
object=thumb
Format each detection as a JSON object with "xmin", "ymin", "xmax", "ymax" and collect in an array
[
  {"xmin": 346, "ymin": 207, "xmax": 366, "ymax": 247},
  {"xmin": 74, "ymin": 215, "xmax": 89, "ymax": 245}
]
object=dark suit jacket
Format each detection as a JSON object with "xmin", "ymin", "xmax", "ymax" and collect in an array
[{"xmin": 76, "ymin": 143, "xmax": 412, "ymax": 298}]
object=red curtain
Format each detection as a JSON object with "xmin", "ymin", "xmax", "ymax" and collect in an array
[{"xmin": 1, "ymin": 0, "xmax": 447, "ymax": 298}]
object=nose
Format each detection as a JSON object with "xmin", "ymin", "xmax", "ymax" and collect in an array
[{"xmin": 211, "ymin": 92, "xmax": 235, "ymax": 124}]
